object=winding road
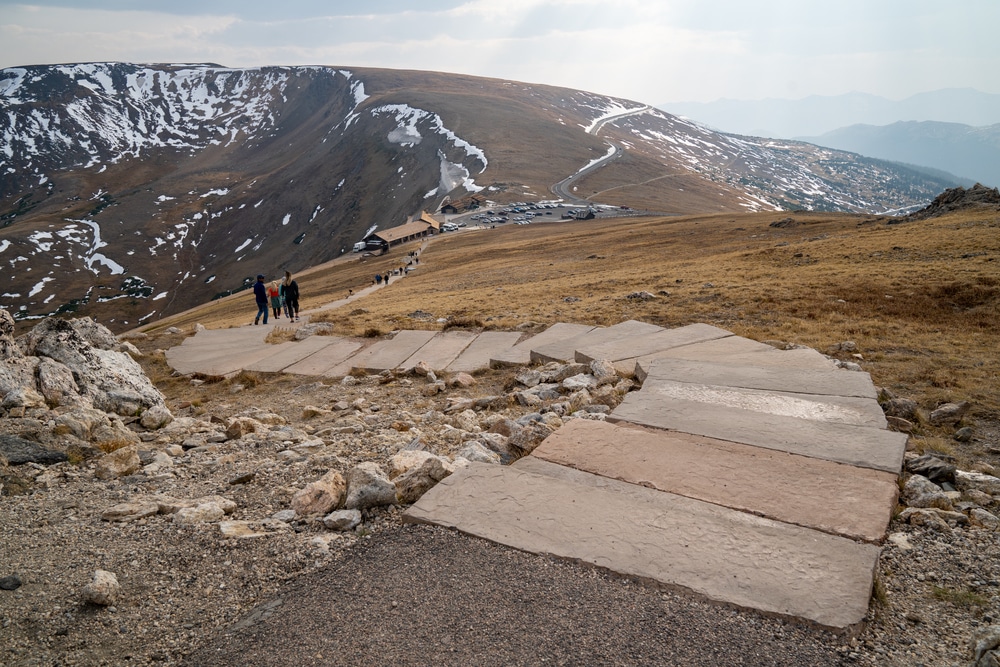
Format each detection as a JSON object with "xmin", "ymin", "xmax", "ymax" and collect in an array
[{"xmin": 551, "ymin": 105, "xmax": 652, "ymax": 204}]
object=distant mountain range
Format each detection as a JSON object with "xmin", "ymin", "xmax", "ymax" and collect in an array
[
  {"xmin": 659, "ymin": 89, "xmax": 1000, "ymax": 139},
  {"xmin": 0, "ymin": 63, "xmax": 961, "ymax": 330},
  {"xmin": 798, "ymin": 121, "xmax": 1000, "ymax": 188}
]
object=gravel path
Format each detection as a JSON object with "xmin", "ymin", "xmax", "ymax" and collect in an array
[{"xmin": 186, "ymin": 523, "xmax": 848, "ymax": 667}]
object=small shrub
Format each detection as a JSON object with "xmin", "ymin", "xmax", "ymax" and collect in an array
[
  {"xmin": 363, "ymin": 327, "xmax": 384, "ymax": 338},
  {"xmin": 443, "ymin": 316, "xmax": 483, "ymax": 330},
  {"xmin": 931, "ymin": 585, "xmax": 988, "ymax": 608},
  {"xmin": 231, "ymin": 370, "xmax": 262, "ymax": 389}
]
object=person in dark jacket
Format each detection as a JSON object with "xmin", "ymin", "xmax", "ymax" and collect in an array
[
  {"xmin": 253, "ymin": 274, "xmax": 268, "ymax": 325},
  {"xmin": 283, "ymin": 271, "xmax": 300, "ymax": 321}
]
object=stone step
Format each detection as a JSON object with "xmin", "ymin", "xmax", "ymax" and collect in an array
[
  {"xmin": 637, "ymin": 357, "xmax": 875, "ymax": 397},
  {"xmin": 397, "ymin": 330, "xmax": 477, "ymax": 373},
  {"xmin": 610, "ymin": 393, "xmax": 906, "ymax": 472},
  {"xmin": 638, "ymin": 378, "xmax": 887, "ymax": 428},
  {"xmin": 632, "ymin": 337, "xmax": 836, "ymax": 380},
  {"xmin": 529, "ymin": 419, "xmax": 897, "ymax": 542},
  {"xmin": 575, "ymin": 323, "xmax": 733, "ymax": 365},
  {"xmin": 164, "ymin": 342, "xmax": 274, "ymax": 377},
  {"xmin": 332, "ymin": 330, "xmax": 438, "ymax": 374},
  {"xmin": 445, "ymin": 331, "xmax": 523, "ymax": 373},
  {"xmin": 404, "ymin": 461, "xmax": 879, "ymax": 631},
  {"xmin": 491, "ymin": 322, "xmax": 597, "ymax": 367},
  {"xmin": 282, "ymin": 339, "xmax": 364, "ymax": 376},
  {"xmin": 244, "ymin": 336, "xmax": 343, "ymax": 373},
  {"xmin": 171, "ymin": 326, "xmax": 269, "ymax": 349},
  {"xmin": 529, "ymin": 320, "xmax": 662, "ymax": 364}
]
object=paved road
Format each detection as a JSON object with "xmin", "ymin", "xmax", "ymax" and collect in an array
[{"xmin": 551, "ymin": 105, "xmax": 652, "ymax": 203}]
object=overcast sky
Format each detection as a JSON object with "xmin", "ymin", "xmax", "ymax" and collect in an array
[{"xmin": 1, "ymin": 0, "xmax": 997, "ymax": 104}]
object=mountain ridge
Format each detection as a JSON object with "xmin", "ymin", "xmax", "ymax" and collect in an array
[
  {"xmin": 0, "ymin": 63, "xmax": 961, "ymax": 330},
  {"xmin": 797, "ymin": 120, "xmax": 1000, "ymax": 188},
  {"xmin": 659, "ymin": 88, "xmax": 1000, "ymax": 139}
]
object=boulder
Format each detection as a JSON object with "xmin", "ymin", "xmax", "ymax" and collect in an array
[
  {"xmin": 956, "ymin": 471, "xmax": 1000, "ymax": 495},
  {"xmin": 901, "ymin": 474, "xmax": 953, "ymax": 511},
  {"xmin": 393, "ymin": 455, "xmax": 452, "ymax": 504},
  {"xmin": 139, "ymin": 405, "xmax": 173, "ymax": 430},
  {"xmin": 456, "ymin": 441, "xmax": 502, "ymax": 465},
  {"xmin": 35, "ymin": 357, "xmax": 84, "ymax": 408},
  {"xmin": 883, "ymin": 397, "xmax": 919, "ymax": 421},
  {"xmin": 507, "ymin": 420, "xmax": 555, "ymax": 456},
  {"xmin": 344, "ymin": 462, "xmax": 396, "ymax": 510},
  {"xmin": 589, "ymin": 359, "xmax": 618, "ymax": 385},
  {"xmin": 970, "ymin": 508, "xmax": 1000, "ymax": 530},
  {"xmin": 0, "ymin": 435, "xmax": 68, "ymax": 466},
  {"xmin": 905, "ymin": 454, "xmax": 956, "ymax": 484},
  {"xmin": 94, "ymin": 446, "xmax": 141, "ymax": 480},
  {"xmin": 82, "ymin": 570, "xmax": 120, "ymax": 606},
  {"xmin": 18, "ymin": 317, "xmax": 168, "ymax": 416},
  {"xmin": 322, "ymin": 509, "xmax": 362, "ymax": 531},
  {"xmin": 929, "ymin": 401, "xmax": 970, "ymax": 426},
  {"xmin": 447, "ymin": 372, "xmax": 476, "ymax": 389},
  {"xmin": 173, "ymin": 502, "xmax": 226, "ymax": 525},
  {"xmin": 291, "ymin": 471, "xmax": 347, "ymax": 516},
  {"xmin": 226, "ymin": 416, "xmax": 261, "ymax": 440}
]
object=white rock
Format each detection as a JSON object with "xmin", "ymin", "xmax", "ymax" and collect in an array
[
  {"xmin": 173, "ymin": 502, "xmax": 226, "ymax": 525},
  {"xmin": 322, "ymin": 509, "xmax": 362, "ymax": 531},
  {"xmin": 82, "ymin": 570, "xmax": 120, "ymax": 606}
]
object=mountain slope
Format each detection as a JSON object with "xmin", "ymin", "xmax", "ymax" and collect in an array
[
  {"xmin": 798, "ymin": 121, "xmax": 1000, "ymax": 188},
  {"xmin": 0, "ymin": 63, "xmax": 960, "ymax": 331}
]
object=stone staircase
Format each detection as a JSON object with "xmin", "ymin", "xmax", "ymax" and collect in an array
[{"xmin": 164, "ymin": 319, "xmax": 906, "ymax": 631}]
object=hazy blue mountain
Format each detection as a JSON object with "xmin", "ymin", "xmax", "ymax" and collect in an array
[
  {"xmin": 658, "ymin": 89, "xmax": 1000, "ymax": 139},
  {"xmin": 798, "ymin": 121, "xmax": 1000, "ymax": 188}
]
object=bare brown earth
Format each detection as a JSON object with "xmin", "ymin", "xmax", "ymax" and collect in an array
[{"xmin": 2, "ymin": 207, "xmax": 998, "ymax": 665}]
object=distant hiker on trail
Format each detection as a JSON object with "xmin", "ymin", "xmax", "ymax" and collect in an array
[
  {"xmin": 283, "ymin": 271, "xmax": 300, "ymax": 321},
  {"xmin": 253, "ymin": 274, "xmax": 268, "ymax": 325},
  {"xmin": 383, "ymin": 272, "xmax": 390, "ymax": 285},
  {"xmin": 268, "ymin": 281, "xmax": 281, "ymax": 319},
  {"xmin": 375, "ymin": 274, "xmax": 382, "ymax": 285}
]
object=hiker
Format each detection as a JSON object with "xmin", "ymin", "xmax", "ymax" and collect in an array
[
  {"xmin": 253, "ymin": 274, "xmax": 268, "ymax": 325},
  {"xmin": 376, "ymin": 274, "xmax": 382, "ymax": 285},
  {"xmin": 283, "ymin": 271, "xmax": 300, "ymax": 321},
  {"xmin": 383, "ymin": 272, "xmax": 390, "ymax": 285},
  {"xmin": 268, "ymin": 281, "xmax": 281, "ymax": 319}
]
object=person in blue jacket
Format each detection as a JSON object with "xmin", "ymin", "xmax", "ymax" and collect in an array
[{"xmin": 253, "ymin": 274, "xmax": 268, "ymax": 325}]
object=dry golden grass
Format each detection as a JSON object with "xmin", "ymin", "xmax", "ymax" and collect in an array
[{"xmin": 141, "ymin": 208, "xmax": 1000, "ymax": 460}]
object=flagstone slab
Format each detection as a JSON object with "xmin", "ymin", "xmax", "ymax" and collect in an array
[
  {"xmin": 631, "ymin": 337, "xmax": 836, "ymax": 380},
  {"xmin": 491, "ymin": 322, "xmax": 598, "ymax": 367},
  {"xmin": 529, "ymin": 419, "xmax": 897, "ymax": 542},
  {"xmin": 529, "ymin": 320, "xmax": 663, "ymax": 364},
  {"xmin": 244, "ymin": 336, "xmax": 343, "ymax": 373},
  {"xmin": 333, "ymin": 330, "xmax": 438, "ymax": 374},
  {"xmin": 446, "ymin": 331, "xmax": 523, "ymax": 373},
  {"xmin": 404, "ymin": 461, "xmax": 879, "ymax": 631},
  {"xmin": 575, "ymin": 323, "xmax": 733, "ymax": 364},
  {"xmin": 173, "ymin": 326, "xmax": 269, "ymax": 348},
  {"xmin": 610, "ymin": 393, "xmax": 906, "ymax": 472},
  {"xmin": 165, "ymin": 343, "xmax": 277, "ymax": 377},
  {"xmin": 638, "ymin": 378, "xmax": 886, "ymax": 428},
  {"xmin": 398, "ymin": 331, "xmax": 477, "ymax": 372},
  {"xmin": 637, "ymin": 358, "xmax": 875, "ymax": 398},
  {"xmin": 281, "ymin": 339, "xmax": 364, "ymax": 376}
]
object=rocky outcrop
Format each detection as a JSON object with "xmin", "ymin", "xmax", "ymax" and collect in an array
[
  {"xmin": 905, "ymin": 183, "xmax": 1000, "ymax": 220},
  {"xmin": 0, "ymin": 310, "xmax": 172, "ymax": 444}
]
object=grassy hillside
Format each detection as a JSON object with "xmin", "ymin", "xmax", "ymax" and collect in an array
[{"xmin": 140, "ymin": 208, "xmax": 1000, "ymax": 463}]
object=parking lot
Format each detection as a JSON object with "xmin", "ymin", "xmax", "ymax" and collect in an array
[{"xmin": 442, "ymin": 201, "xmax": 630, "ymax": 232}]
